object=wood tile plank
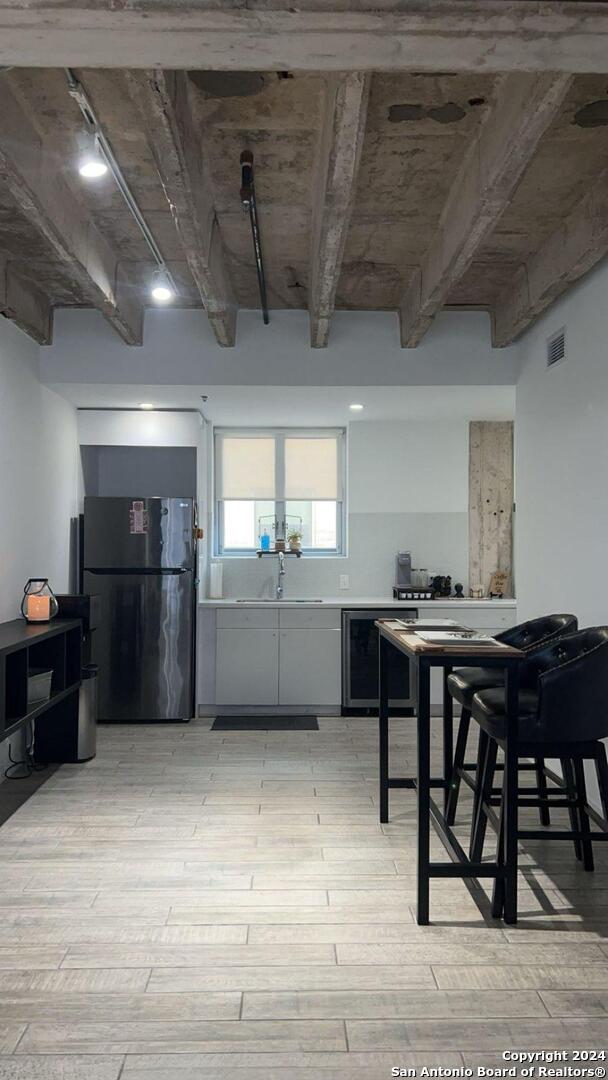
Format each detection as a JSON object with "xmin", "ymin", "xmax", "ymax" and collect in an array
[
  {"xmin": 147, "ymin": 964, "xmax": 434, "ymax": 993},
  {"xmin": 0, "ymin": 991, "xmax": 241, "ymax": 1022},
  {"xmin": 434, "ymin": 965, "xmax": 608, "ymax": 990},
  {"xmin": 337, "ymin": 942, "xmax": 607, "ymax": 966},
  {"xmin": 0, "ymin": 1058, "xmax": 124, "ymax": 1079},
  {"xmin": 241, "ymin": 988, "xmax": 548, "ymax": 1020},
  {"xmin": 346, "ymin": 1017, "xmax": 608, "ymax": 1051},
  {"xmin": 61, "ymin": 944, "xmax": 337, "ymax": 968},
  {"xmin": 17, "ymin": 1019, "xmax": 347, "ymax": 1054}
]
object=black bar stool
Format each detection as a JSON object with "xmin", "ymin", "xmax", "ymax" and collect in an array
[
  {"xmin": 445, "ymin": 613, "xmax": 578, "ymax": 827},
  {"xmin": 469, "ymin": 627, "xmax": 608, "ymax": 914}
]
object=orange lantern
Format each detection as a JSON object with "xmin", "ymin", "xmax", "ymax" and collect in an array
[{"xmin": 21, "ymin": 579, "xmax": 59, "ymax": 623}]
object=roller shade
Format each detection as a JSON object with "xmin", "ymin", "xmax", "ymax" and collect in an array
[
  {"xmin": 217, "ymin": 436, "xmax": 275, "ymax": 499},
  {"xmin": 285, "ymin": 437, "xmax": 340, "ymax": 499}
]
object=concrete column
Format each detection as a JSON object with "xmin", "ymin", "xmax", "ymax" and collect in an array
[{"xmin": 468, "ymin": 420, "xmax": 514, "ymax": 596}]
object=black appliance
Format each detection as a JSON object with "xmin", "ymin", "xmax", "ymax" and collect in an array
[
  {"xmin": 81, "ymin": 496, "xmax": 196, "ymax": 722},
  {"xmin": 342, "ymin": 608, "xmax": 417, "ymax": 714},
  {"xmin": 56, "ymin": 593, "xmax": 101, "ymax": 634},
  {"xmin": 56, "ymin": 593, "xmax": 100, "ymax": 663}
]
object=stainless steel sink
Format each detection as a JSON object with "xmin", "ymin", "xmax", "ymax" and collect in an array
[{"xmin": 236, "ymin": 598, "xmax": 324, "ymax": 603}]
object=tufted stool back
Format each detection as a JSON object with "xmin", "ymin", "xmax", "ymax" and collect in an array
[{"xmin": 526, "ymin": 627, "xmax": 608, "ymax": 742}]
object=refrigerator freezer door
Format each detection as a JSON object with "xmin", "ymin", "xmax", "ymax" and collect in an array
[
  {"xmin": 84, "ymin": 569, "xmax": 195, "ymax": 721},
  {"xmin": 83, "ymin": 497, "xmax": 194, "ymax": 570}
]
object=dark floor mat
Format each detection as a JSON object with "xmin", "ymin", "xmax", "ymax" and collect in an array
[{"xmin": 212, "ymin": 716, "xmax": 319, "ymax": 731}]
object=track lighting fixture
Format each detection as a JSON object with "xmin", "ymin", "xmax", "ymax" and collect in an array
[{"xmin": 66, "ymin": 68, "xmax": 178, "ymax": 306}]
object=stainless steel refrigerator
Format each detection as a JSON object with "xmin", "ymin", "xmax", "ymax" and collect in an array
[{"xmin": 82, "ymin": 496, "xmax": 196, "ymax": 722}]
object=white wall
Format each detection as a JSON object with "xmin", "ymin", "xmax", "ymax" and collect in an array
[
  {"xmin": 516, "ymin": 257, "xmax": 608, "ymax": 810},
  {"xmin": 42, "ymin": 308, "xmax": 519, "ymax": 388},
  {"xmin": 349, "ymin": 421, "xmax": 468, "ymax": 514},
  {"xmin": 515, "ymin": 259, "xmax": 608, "ymax": 626},
  {"xmin": 0, "ymin": 319, "xmax": 79, "ymax": 776},
  {"xmin": 0, "ymin": 319, "xmax": 79, "ymax": 622},
  {"xmin": 77, "ymin": 410, "xmax": 202, "ymax": 448},
  {"xmin": 216, "ymin": 419, "xmax": 470, "ymax": 599}
]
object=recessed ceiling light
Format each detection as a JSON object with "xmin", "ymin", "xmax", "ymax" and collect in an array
[
  {"xmin": 349, "ymin": 403, "xmax": 364, "ymax": 411},
  {"xmin": 150, "ymin": 270, "xmax": 175, "ymax": 304},
  {"xmin": 139, "ymin": 403, "xmax": 155, "ymax": 410}
]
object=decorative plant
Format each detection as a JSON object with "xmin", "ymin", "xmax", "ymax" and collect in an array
[{"xmin": 287, "ymin": 529, "xmax": 303, "ymax": 546}]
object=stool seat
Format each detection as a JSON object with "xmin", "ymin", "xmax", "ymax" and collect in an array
[
  {"xmin": 444, "ymin": 613, "xmax": 578, "ymax": 828},
  {"xmin": 469, "ymin": 626, "xmax": 608, "ymax": 886},
  {"xmin": 471, "ymin": 686, "xmax": 540, "ymax": 741},
  {"xmin": 446, "ymin": 668, "xmax": 504, "ymax": 710}
]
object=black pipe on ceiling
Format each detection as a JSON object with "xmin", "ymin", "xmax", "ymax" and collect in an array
[{"xmin": 240, "ymin": 150, "xmax": 269, "ymax": 325}]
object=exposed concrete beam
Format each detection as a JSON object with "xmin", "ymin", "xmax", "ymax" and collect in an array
[
  {"xmin": 2, "ymin": 2, "xmax": 608, "ymax": 71},
  {"xmin": 309, "ymin": 72, "xmax": 370, "ymax": 349},
  {"xmin": 493, "ymin": 168, "xmax": 608, "ymax": 346},
  {"xmin": 126, "ymin": 70, "xmax": 236, "ymax": 348},
  {"xmin": 399, "ymin": 73, "xmax": 572, "ymax": 348},
  {"xmin": 0, "ymin": 80, "xmax": 143, "ymax": 346},
  {"xmin": 0, "ymin": 258, "xmax": 52, "ymax": 344}
]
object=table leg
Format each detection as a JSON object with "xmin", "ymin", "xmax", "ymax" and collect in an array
[
  {"xmin": 379, "ymin": 634, "xmax": 390, "ymax": 824},
  {"xmin": 443, "ymin": 665, "xmax": 453, "ymax": 816},
  {"xmin": 416, "ymin": 658, "xmax": 431, "ymax": 925},
  {"xmin": 503, "ymin": 662, "xmax": 519, "ymax": 925}
]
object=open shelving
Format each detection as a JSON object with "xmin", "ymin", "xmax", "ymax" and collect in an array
[{"xmin": 0, "ymin": 619, "xmax": 83, "ymax": 761}]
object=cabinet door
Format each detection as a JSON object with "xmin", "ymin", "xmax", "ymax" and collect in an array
[
  {"xmin": 216, "ymin": 629, "xmax": 278, "ymax": 705},
  {"xmin": 279, "ymin": 629, "xmax": 342, "ymax": 706}
]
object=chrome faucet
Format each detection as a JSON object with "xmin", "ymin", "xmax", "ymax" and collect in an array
[{"xmin": 276, "ymin": 550, "xmax": 286, "ymax": 600}]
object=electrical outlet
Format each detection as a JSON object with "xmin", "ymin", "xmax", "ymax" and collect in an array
[{"xmin": 339, "ymin": 574, "xmax": 350, "ymax": 590}]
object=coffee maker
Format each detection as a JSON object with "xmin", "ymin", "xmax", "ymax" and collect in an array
[
  {"xmin": 393, "ymin": 551, "xmax": 434, "ymax": 601},
  {"xmin": 395, "ymin": 551, "xmax": 411, "ymax": 588}
]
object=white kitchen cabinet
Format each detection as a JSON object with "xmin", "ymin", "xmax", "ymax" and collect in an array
[
  {"xmin": 215, "ymin": 628, "xmax": 279, "ymax": 705},
  {"xmin": 279, "ymin": 628, "xmax": 342, "ymax": 706}
]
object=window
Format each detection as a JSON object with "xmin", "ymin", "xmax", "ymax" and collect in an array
[{"xmin": 215, "ymin": 428, "xmax": 346, "ymax": 555}]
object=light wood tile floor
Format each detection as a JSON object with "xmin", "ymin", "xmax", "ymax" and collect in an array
[{"xmin": 0, "ymin": 716, "xmax": 607, "ymax": 1078}]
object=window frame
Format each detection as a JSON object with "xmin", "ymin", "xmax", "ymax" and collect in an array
[{"xmin": 214, "ymin": 427, "xmax": 347, "ymax": 557}]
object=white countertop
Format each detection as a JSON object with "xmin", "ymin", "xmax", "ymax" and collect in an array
[{"xmin": 199, "ymin": 597, "xmax": 516, "ymax": 609}]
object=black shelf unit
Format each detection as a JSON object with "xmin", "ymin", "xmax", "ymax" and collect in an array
[{"xmin": 0, "ymin": 618, "xmax": 83, "ymax": 762}]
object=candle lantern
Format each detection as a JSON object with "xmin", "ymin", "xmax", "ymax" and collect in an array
[{"xmin": 21, "ymin": 579, "xmax": 59, "ymax": 623}]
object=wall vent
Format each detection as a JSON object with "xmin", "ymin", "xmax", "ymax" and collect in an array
[{"xmin": 546, "ymin": 328, "xmax": 566, "ymax": 368}]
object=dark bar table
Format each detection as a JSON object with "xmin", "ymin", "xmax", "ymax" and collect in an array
[{"xmin": 376, "ymin": 619, "xmax": 523, "ymax": 926}]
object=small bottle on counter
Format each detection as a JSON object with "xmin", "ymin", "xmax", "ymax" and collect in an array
[{"xmin": 260, "ymin": 529, "xmax": 271, "ymax": 551}]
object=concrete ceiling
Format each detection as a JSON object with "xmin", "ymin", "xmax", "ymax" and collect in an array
[
  {"xmin": 52, "ymin": 384, "xmax": 516, "ymax": 426},
  {"xmin": 1, "ymin": 55, "xmax": 608, "ymax": 350}
]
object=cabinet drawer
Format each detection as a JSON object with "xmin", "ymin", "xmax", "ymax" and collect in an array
[
  {"xmin": 217, "ymin": 607, "xmax": 278, "ymax": 629},
  {"xmin": 279, "ymin": 608, "xmax": 341, "ymax": 630}
]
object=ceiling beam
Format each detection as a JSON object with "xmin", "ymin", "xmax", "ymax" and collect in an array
[
  {"xmin": 1, "ymin": 2, "xmax": 608, "ymax": 71},
  {"xmin": 126, "ymin": 70, "xmax": 237, "ymax": 348},
  {"xmin": 309, "ymin": 72, "xmax": 370, "ymax": 348},
  {"xmin": 0, "ymin": 80, "xmax": 143, "ymax": 345},
  {"xmin": 399, "ymin": 72, "xmax": 572, "ymax": 348},
  {"xmin": 493, "ymin": 168, "xmax": 608, "ymax": 347},
  {"xmin": 0, "ymin": 258, "xmax": 52, "ymax": 344}
]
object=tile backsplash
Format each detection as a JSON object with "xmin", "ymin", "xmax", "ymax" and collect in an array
[{"xmin": 211, "ymin": 511, "xmax": 468, "ymax": 599}]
